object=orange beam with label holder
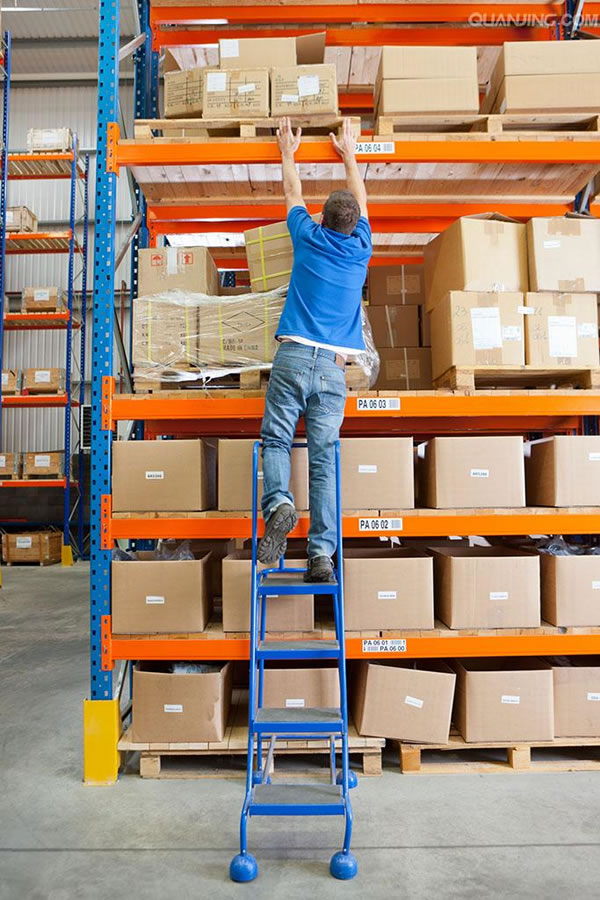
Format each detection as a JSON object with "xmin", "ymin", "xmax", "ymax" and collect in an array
[
  {"xmin": 3, "ymin": 312, "xmax": 76, "ymax": 330},
  {"xmin": 0, "ymin": 479, "xmax": 75, "ymax": 489}
]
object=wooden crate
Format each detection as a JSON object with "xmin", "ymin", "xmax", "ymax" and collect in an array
[
  {"xmin": 433, "ymin": 365, "xmax": 600, "ymax": 391},
  {"xmin": 1, "ymin": 531, "xmax": 62, "ymax": 566},
  {"xmin": 22, "ymin": 451, "xmax": 64, "ymax": 479},
  {"xmin": 0, "ymin": 452, "xmax": 22, "ymax": 480},
  {"xmin": 21, "ymin": 367, "xmax": 65, "ymax": 395},
  {"xmin": 1, "ymin": 369, "xmax": 21, "ymax": 395}
]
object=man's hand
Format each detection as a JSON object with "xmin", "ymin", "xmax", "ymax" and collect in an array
[
  {"xmin": 277, "ymin": 117, "xmax": 302, "ymax": 157},
  {"xmin": 329, "ymin": 118, "xmax": 357, "ymax": 161}
]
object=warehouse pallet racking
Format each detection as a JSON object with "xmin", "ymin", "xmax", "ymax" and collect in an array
[
  {"xmin": 87, "ymin": 0, "xmax": 600, "ymax": 783},
  {"xmin": 0, "ymin": 53, "xmax": 90, "ymax": 561}
]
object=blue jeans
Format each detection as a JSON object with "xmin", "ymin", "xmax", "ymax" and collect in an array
[{"xmin": 261, "ymin": 341, "xmax": 347, "ymax": 560}]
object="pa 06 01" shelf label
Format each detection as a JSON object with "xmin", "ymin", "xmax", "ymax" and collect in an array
[
  {"xmin": 355, "ymin": 141, "xmax": 395, "ymax": 155},
  {"xmin": 362, "ymin": 638, "xmax": 407, "ymax": 653},
  {"xmin": 356, "ymin": 397, "xmax": 401, "ymax": 412},
  {"xmin": 358, "ymin": 517, "xmax": 403, "ymax": 532}
]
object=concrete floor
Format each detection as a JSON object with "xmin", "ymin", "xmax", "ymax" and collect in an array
[{"xmin": 2, "ymin": 565, "xmax": 600, "ymax": 900}]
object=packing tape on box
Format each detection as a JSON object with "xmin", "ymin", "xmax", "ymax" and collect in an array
[{"xmin": 246, "ymin": 227, "xmax": 293, "ymax": 291}]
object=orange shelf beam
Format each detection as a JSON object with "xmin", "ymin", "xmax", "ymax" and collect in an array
[
  {"xmin": 152, "ymin": 217, "xmax": 454, "ymax": 235},
  {"xmin": 0, "ymin": 479, "xmax": 70, "ymax": 489},
  {"xmin": 209, "ymin": 254, "xmax": 423, "ymax": 269},
  {"xmin": 3, "ymin": 312, "xmax": 76, "ymax": 330},
  {"xmin": 2, "ymin": 395, "xmax": 74, "ymax": 408}
]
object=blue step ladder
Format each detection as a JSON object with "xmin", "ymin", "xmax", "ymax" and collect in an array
[{"xmin": 230, "ymin": 439, "xmax": 358, "ymax": 883}]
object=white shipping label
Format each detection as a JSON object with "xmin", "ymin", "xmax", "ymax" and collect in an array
[
  {"xmin": 34, "ymin": 370, "xmax": 51, "ymax": 383},
  {"xmin": 1, "ymin": 373, "xmax": 7, "ymax": 385},
  {"xmin": 237, "ymin": 82, "xmax": 255, "ymax": 94},
  {"xmin": 358, "ymin": 517, "xmax": 403, "ymax": 532},
  {"xmin": 206, "ymin": 72, "xmax": 227, "ymax": 93},
  {"xmin": 145, "ymin": 470, "xmax": 164, "ymax": 480},
  {"xmin": 220, "ymin": 38, "xmax": 239, "ymax": 58},
  {"xmin": 297, "ymin": 74, "xmax": 320, "ymax": 97},
  {"xmin": 502, "ymin": 325, "xmax": 522, "ymax": 343},
  {"xmin": 548, "ymin": 316, "xmax": 577, "ymax": 359},
  {"xmin": 281, "ymin": 94, "xmax": 299, "ymax": 103},
  {"xmin": 0, "ymin": 455, "xmax": 5, "ymax": 468},
  {"xmin": 543, "ymin": 239, "xmax": 561, "ymax": 249},
  {"xmin": 518, "ymin": 305, "xmax": 535, "ymax": 316},
  {"xmin": 356, "ymin": 397, "xmax": 400, "ymax": 411},
  {"xmin": 501, "ymin": 695, "xmax": 520, "ymax": 705},
  {"xmin": 166, "ymin": 246, "xmax": 178, "ymax": 276},
  {"xmin": 592, "ymin": 581, "xmax": 600, "ymax": 590},
  {"xmin": 355, "ymin": 141, "xmax": 395, "ymax": 155},
  {"xmin": 362, "ymin": 638, "xmax": 407, "ymax": 653},
  {"xmin": 163, "ymin": 704, "xmax": 183, "ymax": 713},
  {"xmin": 587, "ymin": 693, "xmax": 600, "ymax": 702},
  {"xmin": 378, "ymin": 591, "xmax": 397, "ymax": 600},
  {"xmin": 33, "ymin": 289, "xmax": 50, "ymax": 302},
  {"xmin": 579, "ymin": 323, "xmax": 597, "ymax": 338},
  {"xmin": 34, "ymin": 455, "xmax": 51, "ymax": 468},
  {"xmin": 490, "ymin": 591, "xmax": 509, "ymax": 601},
  {"xmin": 589, "ymin": 453, "xmax": 600, "ymax": 462},
  {"xmin": 16, "ymin": 537, "xmax": 32, "ymax": 549},
  {"xmin": 470, "ymin": 468, "xmax": 489, "ymax": 478},
  {"xmin": 404, "ymin": 695, "xmax": 424, "ymax": 709},
  {"xmin": 285, "ymin": 698, "xmax": 305, "ymax": 708},
  {"xmin": 470, "ymin": 307, "xmax": 502, "ymax": 350},
  {"xmin": 358, "ymin": 464, "xmax": 377, "ymax": 474},
  {"xmin": 145, "ymin": 595, "xmax": 165, "ymax": 605}
]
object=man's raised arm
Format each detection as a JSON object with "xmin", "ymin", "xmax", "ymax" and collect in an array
[
  {"xmin": 330, "ymin": 118, "xmax": 368, "ymax": 219},
  {"xmin": 277, "ymin": 117, "xmax": 306, "ymax": 213}
]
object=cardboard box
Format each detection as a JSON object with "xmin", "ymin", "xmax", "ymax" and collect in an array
[
  {"xmin": 453, "ymin": 658, "xmax": 554, "ymax": 743},
  {"xmin": 22, "ymin": 451, "xmax": 64, "ymax": 478},
  {"xmin": 0, "ymin": 452, "xmax": 21, "ymax": 478},
  {"xmin": 202, "ymin": 68, "xmax": 269, "ymax": 118},
  {"xmin": 131, "ymin": 661, "xmax": 232, "ymax": 743},
  {"xmin": 527, "ymin": 217, "xmax": 600, "ymax": 293},
  {"xmin": 263, "ymin": 666, "xmax": 340, "ymax": 709},
  {"xmin": 368, "ymin": 264, "xmax": 425, "ymax": 306},
  {"xmin": 271, "ymin": 64, "xmax": 338, "ymax": 117},
  {"xmin": 6, "ymin": 206, "xmax": 37, "ymax": 233},
  {"xmin": 341, "ymin": 437, "xmax": 414, "ymax": 510},
  {"xmin": 222, "ymin": 550, "xmax": 314, "ymax": 633},
  {"xmin": 196, "ymin": 292, "xmax": 285, "ymax": 368},
  {"xmin": 1, "ymin": 369, "xmax": 20, "ymax": 394},
  {"xmin": 219, "ymin": 32, "xmax": 326, "ymax": 70},
  {"xmin": 164, "ymin": 67, "xmax": 203, "ymax": 118},
  {"xmin": 550, "ymin": 657, "xmax": 600, "ymax": 738},
  {"xmin": 1, "ymin": 531, "xmax": 62, "ymax": 566},
  {"xmin": 432, "ymin": 547, "xmax": 540, "ymax": 630},
  {"xmin": 375, "ymin": 348, "xmax": 433, "ymax": 390},
  {"xmin": 367, "ymin": 305, "xmax": 420, "ymax": 349},
  {"xmin": 343, "ymin": 548, "xmax": 434, "ymax": 630},
  {"xmin": 420, "ymin": 306, "xmax": 431, "ymax": 347},
  {"xmin": 541, "ymin": 554, "xmax": 600, "ymax": 627},
  {"xmin": 138, "ymin": 247, "xmax": 219, "ymax": 297},
  {"xmin": 524, "ymin": 292, "xmax": 599, "ymax": 368},
  {"xmin": 133, "ymin": 296, "xmax": 199, "ymax": 370},
  {"xmin": 526, "ymin": 435, "xmax": 600, "ymax": 506},
  {"xmin": 112, "ymin": 439, "xmax": 216, "ymax": 512},
  {"xmin": 492, "ymin": 73, "xmax": 600, "ymax": 114},
  {"xmin": 21, "ymin": 287, "xmax": 65, "ymax": 313},
  {"xmin": 112, "ymin": 556, "xmax": 212, "ymax": 634},
  {"xmin": 430, "ymin": 291, "xmax": 525, "ymax": 381},
  {"xmin": 218, "ymin": 439, "xmax": 309, "ymax": 512},
  {"xmin": 378, "ymin": 45, "xmax": 479, "ymax": 82},
  {"xmin": 421, "ymin": 436, "xmax": 526, "ymax": 508},
  {"xmin": 22, "ymin": 368, "xmax": 65, "ymax": 394},
  {"xmin": 352, "ymin": 660, "xmax": 456, "ymax": 743},
  {"xmin": 244, "ymin": 215, "xmax": 319, "ymax": 293},
  {"xmin": 26, "ymin": 127, "xmax": 72, "ymax": 153},
  {"xmin": 424, "ymin": 214, "xmax": 528, "ymax": 313},
  {"xmin": 378, "ymin": 78, "xmax": 478, "ymax": 116}
]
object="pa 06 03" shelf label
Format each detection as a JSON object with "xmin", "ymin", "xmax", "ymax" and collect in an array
[
  {"xmin": 358, "ymin": 517, "xmax": 403, "ymax": 532},
  {"xmin": 356, "ymin": 397, "xmax": 401, "ymax": 412},
  {"xmin": 362, "ymin": 638, "xmax": 407, "ymax": 653},
  {"xmin": 355, "ymin": 141, "xmax": 395, "ymax": 155}
]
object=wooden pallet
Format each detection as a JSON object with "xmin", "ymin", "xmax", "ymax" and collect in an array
[
  {"xmin": 375, "ymin": 112, "xmax": 600, "ymax": 137},
  {"xmin": 20, "ymin": 472, "xmax": 64, "ymax": 481},
  {"xmin": 134, "ymin": 115, "xmax": 360, "ymax": 141},
  {"xmin": 21, "ymin": 389, "xmax": 67, "ymax": 396},
  {"xmin": 119, "ymin": 694, "xmax": 384, "ymax": 779},
  {"xmin": 433, "ymin": 366, "xmax": 600, "ymax": 391},
  {"xmin": 396, "ymin": 730, "xmax": 600, "ymax": 774}
]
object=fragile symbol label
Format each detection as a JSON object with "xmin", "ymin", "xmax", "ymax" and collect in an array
[
  {"xmin": 358, "ymin": 517, "xmax": 403, "ymax": 532},
  {"xmin": 356, "ymin": 397, "xmax": 401, "ymax": 411},
  {"xmin": 362, "ymin": 638, "xmax": 407, "ymax": 653},
  {"xmin": 355, "ymin": 141, "xmax": 395, "ymax": 155}
]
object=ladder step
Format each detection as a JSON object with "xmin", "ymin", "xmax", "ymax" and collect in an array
[
  {"xmin": 258, "ymin": 573, "xmax": 338, "ymax": 595},
  {"xmin": 257, "ymin": 639, "xmax": 340, "ymax": 660},
  {"xmin": 251, "ymin": 783, "xmax": 344, "ymax": 816},
  {"xmin": 254, "ymin": 707, "xmax": 343, "ymax": 734}
]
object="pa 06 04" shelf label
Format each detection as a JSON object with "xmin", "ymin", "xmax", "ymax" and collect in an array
[
  {"xmin": 355, "ymin": 141, "xmax": 395, "ymax": 155},
  {"xmin": 362, "ymin": 638, "xmax": 407, "ymax": 653},
  {"xmin": 356, "ymin": 397, "xmax": 401, "ymax": 412},
  {"xmin": 358, "ymin": 517, "xmax": 403, "ymax": 532}
]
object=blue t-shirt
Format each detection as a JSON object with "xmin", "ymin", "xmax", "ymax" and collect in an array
[{"xmin": 276, "ymin": 206, "xmax": 372, "ymax": 351}]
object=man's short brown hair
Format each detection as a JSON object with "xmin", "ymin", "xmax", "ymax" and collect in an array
[{"xmin": 322, "ymin": 190, "xmax": 361, "ymax": 235}]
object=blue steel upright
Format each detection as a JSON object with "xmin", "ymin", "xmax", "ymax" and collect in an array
[
  {"xmin": 0, "ymin": 31, "xmax": 11, "ymax": 449},
  {"xmin": 230, "ymin": 439, "xmax": 357, "ymax": 883}
]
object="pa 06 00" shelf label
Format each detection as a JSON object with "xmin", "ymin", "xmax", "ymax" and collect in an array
[
  {"xmin": 355, "ymin": 141, "xmax": 395, "ymax": 155},
  {"xmin": 358, "ymin": 517, "xmax": 403, "ymax": 532},
  {"xmin": 356, "ymin": 397, "xmax": 401, "ymax": 412},
  {"xmin": 362, "ymin": 638, "xmax": 407, "ymax": 653}
]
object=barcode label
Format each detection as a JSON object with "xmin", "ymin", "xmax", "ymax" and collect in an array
[
  {"xmin": 378, "ymin": 591, "xmax": 397, "ymax": 600},
  {"xmin": 358, "ymin": 517, "xmax": 403, "ymax": 532},
  {"xmin": 356, "ymin": 397, "xmax": 401, "ymax": 411},
  {"xmin": 285, "ymin": 698, "xmax": 305, "ymax": 708},
  {"xmin": 490, "ymin": 591, "xmax": 509, "ymax": 601},
  {"xmin": 355, "ymin": 141, "xmax": 395, "ymax": 154},
  {"xmin": 145, "ymin": 470, "xmax": 164, "ymax": 480},
  {"xmin": 404, "ymin": 695, "xmax": 424, "ymax": 709},
  {"xmin": 358, "ymin": 464, "xmax": 377, "ymax": 474},
  {"xmin": 592, "ymin": 581, "xmax": 600, "ymax": 590},
  {"xmin": 470, "ymin": 468, "xmax": 489, "ymax": 478},
  {"xmin": 501, "ymin": 695, "xmax": 520, "ymax": 705},
  {"xmin": 164, "ymin": 704, "xmax": 183, "ymax": 713},
  {"xmin": 362, "ymin": 638, "xmax": 407, "ymax": 653},
  {"xmin": 146, "ymin": 595, "xmax": 165, "ymax": 605},
  {"xmin": 587, "ymin": 693, "xmax": 600, "ymax": 702}
]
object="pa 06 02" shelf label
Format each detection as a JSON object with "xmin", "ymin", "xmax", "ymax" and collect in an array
[
  {"xmin": 355, "ymin": 141, "xmax": 395, "ymax": 155},
  {"xmin": 358, "ymin": 517, "xmax": 403, "ymax": 532},
  {"xmin": 362, "ymin": 638, "xmax": 407, "ymax": 653},
  {"xmin": 356, "ymin": 397, "xmax": 401, "ymax": 412}
]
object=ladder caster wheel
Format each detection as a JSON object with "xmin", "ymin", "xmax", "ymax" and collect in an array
[
  {"xmin": 330, "ymin": 851, "xmax": 358, "ymax": 881},
  {"xmin": 336, "ymin": 770, "xmax": 358, "ymax": 789},
  {"xmin": 230, "ymin": 853, "xmax": 258, "ymax": 883}
]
